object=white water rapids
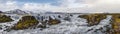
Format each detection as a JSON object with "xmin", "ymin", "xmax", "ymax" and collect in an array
[{"xmin": 0, "ymin": 14, "xmax": 112, "ymax": 34}]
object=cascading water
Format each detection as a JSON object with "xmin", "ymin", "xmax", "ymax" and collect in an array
[{"xmin": 0, "ymin": 13, "xmax": 112, "ymax": 34}]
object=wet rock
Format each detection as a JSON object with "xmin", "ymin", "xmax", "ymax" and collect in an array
[
  {"xmin": 69, "ymin": 14, "xmax": 73, "ymax": 17},
  {"xmin": 47, "ymin": 17, "xmax": 61, "ymax": 25},
  {"xmin": 79, "ymin": 14, "xmax": 107, "ymax": 26},
  {"xmin": 48, "ymin": 19, "xmax": 61, "ymax": 25},
  {"xmin": 37, "ymin": 20, "xmax": 48, "ymax": 28},
  {"xmin": 105, "ymin": 27, "xmax": 113, "ymax": 34},
  {"xmin": 11, "ymin": 16, "xmax": 39, "ymax": 30},
  {"xmin": 0, "ymin": 14, "xmax": 13, "ymax": 23},
  {"xmin": 58, "ymin": 15, "xmax": 61, "ymax": 18},
  {"xmin": 86, "ymin": 28, "xmax": 93, "ymax": 32},
  {"xmin": 37, "ymin": 17, "xmax": 61, "ymax": 29},
  {"xmin": 64, "ymin": 17, "xmax": 71, "ymax": 21},
  {"xmin": 37, "ymin": 24, "xmax": 46, "ymax": 28},
  {"xmin": 0, "ymin": 11, "xmax": 2, "ymax": 13}
]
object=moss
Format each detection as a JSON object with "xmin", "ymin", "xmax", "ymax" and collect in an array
[
  {"xmin": 11, "ymin": 16, "xmax": 39, "ymax": 30},
  {"xmin": 79, "ymin": 14, "xmax": 107, "ymax": 26},
  {"xmin": 79, "ymin": 13, "xmax": 120, "ymax": 34},
  {"xmin": 78, "ymin": 15, "xmax": 89, "ymax": 19},
  {"xmin": 88, "ymin": 14, "xmax": 107, "ymax": 26},
  {"xmin": 48, "ymin": 19, "xmax": 61, "ymax": 25},
  {"xmin": 0, "ymin": 14, "xmax": 13, "ymax": 23},
  {"xmin": 111, "ymin": 14, "xmax": 120, "ymax": 34}
]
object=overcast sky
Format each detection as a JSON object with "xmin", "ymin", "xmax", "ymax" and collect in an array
[{"xmin": 0, "ymin": 0, "xmax": 120, "ymax": 13}]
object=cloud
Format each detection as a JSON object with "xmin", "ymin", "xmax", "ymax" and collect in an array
[
  {"xmin": 0, "ymin": 1, "xmax": 19, "ymax": 11},
  {"xmin": 0, "ymin": 0, "xmax": 120, "ymax": 13},
  {"xmin": 88, "ymin": 0, "xmax": 120, "ymax": 13},
  {"xmin": 57, "ymin": 0, "xmax": 120, "ymax": 13}
]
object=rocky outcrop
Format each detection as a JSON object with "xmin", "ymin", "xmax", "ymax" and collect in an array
[
  {"xmin": 10, "ymin": 15, "xmax": 61, "ymax": 30},
  {"xmin": 111, "ymin": 14, "xmax": 120, "ymax": 34},
  {"xmin": 0, "ymin": 14, "xmax": 13, "ymax": 23},
  {"xmin": 11, "ymin": 16, "xmax": 39, "ymax": 30},
  {"xmin": 79, "ymin": 14, "xmax": 107, "ymax": 26},
  {"xmin": 48, "ymin": 19, "xmax": 61, "ymax": 25},
  {"xmin": 47, "ymin": 16, "xmax": 61, "ymax": 25}
]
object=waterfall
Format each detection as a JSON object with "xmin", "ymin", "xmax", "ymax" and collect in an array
[{"xmin": 0, "ymin": 13, "xmax": 112, "ymax": 34}]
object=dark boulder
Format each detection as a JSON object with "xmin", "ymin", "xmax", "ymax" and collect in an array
[{"xmin": 0, "ymin": 11, "xmax": 2, "ymax": 13}]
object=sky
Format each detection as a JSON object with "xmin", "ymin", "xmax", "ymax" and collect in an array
[{"xmin": 0, "ymin": 0, "xmax": 120, "ymax": 13}]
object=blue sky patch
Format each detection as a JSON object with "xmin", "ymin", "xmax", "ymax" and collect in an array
[
  {"xmin": 14, "ymin": 0, "xmax": 60, "ymax": 6},
  {"xmin": 15, "ymin": 0, "xmax": 58, "ymax": 3}
]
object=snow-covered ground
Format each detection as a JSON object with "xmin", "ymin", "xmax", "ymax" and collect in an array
[{"xmin": 0, "ymin": 13, "xmax": 112, "ymax": 34}]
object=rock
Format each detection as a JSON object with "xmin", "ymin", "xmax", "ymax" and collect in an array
[
  {"xmin": 0, "ymin": 11, "xmax": 2, "ymax": 13},
  {"xmin": 47, "ymin": 17, "xmax": 61, "ymax": 25},
  {"xmin": 78, "ymin": 15, "xmax": 89, "ymax": 19},
  {"xmin": 37, "ymin": 24, "xmax": 46, "ymax": 28},
  {"xmin": 88, "ymin": 14, "xmax": 107, "ymax": 26},
  {"xmin": 79, "ymin": 14, "xmax": 107, "ymax": 26},
  {"xmin": 64, "ymin": 17, "xmax": 71, "ymax": 21},
  {"xmin": 11, "ymin": 16, "xmax": 39, "ymax": 30},
  {"xmin": 111, "ymin": 14, "xmax": 120, "ymax": 34},
  {"xmin": 37, "ymin": 18, "xmax": 61, "ymax": 28},
  {"xmin": 37, "ymin": 20, "xmax": 47, "ymax": 28},
  {"xmin": 58, "ymin": 15, "xmax": 61, "ymax": 18},
  {"xmin": 0, "ymin": 14, "xmax": 13, "ymax": 23},
  {"xmin": 48, "ymin": 19, "xmax": 61, "ymax": 25},
  {"xmin": 69, "ymin": 14, "xmax": 73, "ymax": 17}
]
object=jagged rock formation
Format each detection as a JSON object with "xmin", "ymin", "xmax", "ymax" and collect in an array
[
  {"xmin": 11, "ymin": 16, "xmax": 39, "ymax": 30},
  {"xmin": 0, "ymin": 14, "xmax": 13, "ymax": 23}
]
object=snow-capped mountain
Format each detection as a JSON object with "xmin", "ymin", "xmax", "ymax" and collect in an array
[
  {"xmin": 3, "ymin": 9, "xmax": 65, "ymax": 15},
  {"xmin": 4, "ymin": 9, "xmax": 28, "ymax": 15}
]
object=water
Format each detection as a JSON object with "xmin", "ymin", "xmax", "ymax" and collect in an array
[{"xmin": 0, "ymin": 14, "xmax": 112, "ymax": 34}]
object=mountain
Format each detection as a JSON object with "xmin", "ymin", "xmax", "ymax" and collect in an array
[
  {"xmin": 4, "ymin": 9, "xmax": 29, "ymax": 15},
  {"xmin": 3, "ymin": 9, "xmax": 65, "ymax": 15}
]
